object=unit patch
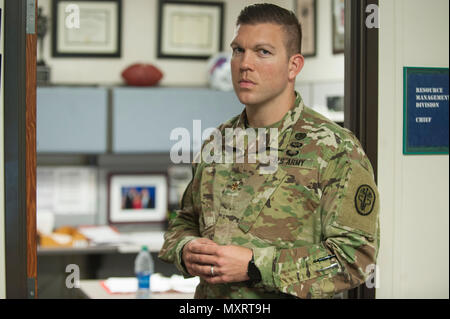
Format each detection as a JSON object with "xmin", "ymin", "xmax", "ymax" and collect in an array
[
  {"xmin": 354, "ymin": 185, "xmax": 376, "ymax": 216},
  {"xmin": 335, "ymin": 163, "xmax": 379, "ymax": 236}
]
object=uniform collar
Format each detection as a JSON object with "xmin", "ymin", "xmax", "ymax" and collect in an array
[{"xmin": 234, "ymin": 92, "xmax": 304, "ymax": 150}]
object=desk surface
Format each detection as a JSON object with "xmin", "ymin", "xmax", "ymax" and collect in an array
[
  {"xmin": 38, "ymin": 245, "xmax": 119, "ymax": 255},
  {"xmin": 38, "ymin": 229, "xmax": 166, "ymax": 255},
  {"xmin": 79, "ymin": 280, "xmax": 195, "ymax": 299}
]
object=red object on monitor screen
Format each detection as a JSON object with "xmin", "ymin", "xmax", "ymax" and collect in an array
[{"xmin": 121, "ymin": 63, "xmax": 163, "ymax": 86}]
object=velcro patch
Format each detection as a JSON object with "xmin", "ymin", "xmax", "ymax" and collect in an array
[
  {"xmin": 336, "ymin": 163, "xmax": 379, "ymax": 236},
  {"xmin": 355, "ymin": 185, "xmax": 376, "ymax": 216}
]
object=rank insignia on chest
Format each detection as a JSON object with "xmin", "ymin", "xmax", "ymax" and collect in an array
[{"xmin": 230, "ymin": 182, "xmax": 240, "ymax": 191}]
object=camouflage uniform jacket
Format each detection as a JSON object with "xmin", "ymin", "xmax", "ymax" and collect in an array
[{"xmin": 158, "ymin": 93, "xmax": 380, "ymax": 299}]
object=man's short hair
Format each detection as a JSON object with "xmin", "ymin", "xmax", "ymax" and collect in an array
[{"xmin": 236, "ymin": 3, "xmax": 302, "ymax": 58}]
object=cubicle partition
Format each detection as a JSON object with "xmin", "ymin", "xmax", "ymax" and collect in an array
[{"xmin": 36, "ymin": 86, "xmax": 244, "ymax": 298}]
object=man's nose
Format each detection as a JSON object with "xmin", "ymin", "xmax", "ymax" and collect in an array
[{"xmin": 239, "ymin": 52, "xmax": 254, "ymax": 71}]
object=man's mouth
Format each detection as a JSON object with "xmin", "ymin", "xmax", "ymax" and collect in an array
[{"xmin": 239, "ymin": 79, "xmax": 255, "ymax": 88}]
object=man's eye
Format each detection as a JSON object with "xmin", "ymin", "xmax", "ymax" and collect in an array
[
  {"xmin": 259, "ymin": 49, "xmax": 271, "ymax": 55},
  {"xmin": 232, "ymin": 47, "xmax": 244, "ymax": 54}
]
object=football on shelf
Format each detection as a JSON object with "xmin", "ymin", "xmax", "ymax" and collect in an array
[{"xmin": 121, "ymin": 63, "xmax": 163, "ymax": 86}]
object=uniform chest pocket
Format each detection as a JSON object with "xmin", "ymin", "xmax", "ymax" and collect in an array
[
  {"xmin": 237, "ymin": 167, "xmax": 288, "ymax": 233},
  {"xmin": 246, "ymin": 166, "xmax": 322, "ymax": 243}
]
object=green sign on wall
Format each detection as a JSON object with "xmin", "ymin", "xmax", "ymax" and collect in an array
[{"xmin": 403, "ymin": 67, "xmax": 449, "ymax": 155}]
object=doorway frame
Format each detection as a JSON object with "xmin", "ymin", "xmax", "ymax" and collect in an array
[
  {"xmin": 3, "ymin": 0, "xmax": 379, "ymax": 300},
  {"xmin": 4, "ymin": 0, "xmax": 28, "ymax": 298},
  {"xmin": 344, "ymin": 0, "xmax": 379, "ymax": 299},
  {"xmin": 3, "ymin": 0, "xmax": 37, "ymax": 298}
]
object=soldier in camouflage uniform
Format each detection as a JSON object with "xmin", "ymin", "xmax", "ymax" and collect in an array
[{"xmin": 158, "ymin": 4, "xmax": 379, "ymax": 299}]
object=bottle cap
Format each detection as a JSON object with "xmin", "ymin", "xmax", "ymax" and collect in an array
[{"xmin": 141, "ymin": 245, "xmax": 148, "ymax": 251}]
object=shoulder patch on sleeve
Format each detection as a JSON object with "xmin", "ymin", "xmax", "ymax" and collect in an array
[
  {"xmin": 336, "ymin": 163, "xmax": 379, "ymax": 236},
  {"xmin": 355, "ymin": 185, "xmax": 376, "ymax": 216}
]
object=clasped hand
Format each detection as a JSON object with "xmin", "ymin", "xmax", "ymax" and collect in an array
[{"xmin": 182, "ymin": 238, "xmax": 252, "ymax": 284}]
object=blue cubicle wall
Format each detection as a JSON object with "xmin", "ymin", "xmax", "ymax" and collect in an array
[
  {"xmin": 112, "ymin": 87, "xmax": 244, "ymax": 153},
  {"xmin": 37, "ymin": 87, "xmax": 108, "ymax": 153}
]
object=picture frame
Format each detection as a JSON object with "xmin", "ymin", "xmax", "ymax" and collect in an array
[
  {"xmin": 295, "ymin": 0, "xmax": 316, "ymax": 57},
  {"xmin": 157, "ymin": 0, "xmax": 224, "ymax": 60},
  {"xmin": 52, "ymin": 0, "xmax": 122, "ymax": 57},
  {"xmin": 107, "ymin": 173, "xmax": 168, "ymax": 224},
  {"xmin": 311, "ymin": 81, "xmax": 345, "ymax": 123},
  {"xmin": 332, "ymin": 0, "xmax": 345, "ymax": 54}
]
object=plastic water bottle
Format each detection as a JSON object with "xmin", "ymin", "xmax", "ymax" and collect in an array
[{"xmin": 134, "ymin": 245, "xmax": 154, "ymax": 299}]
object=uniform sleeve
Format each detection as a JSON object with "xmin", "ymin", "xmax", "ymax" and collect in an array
[
  {"xmin": 252, "ymin": 145, "xmax": 380, "ymax": 298},
  {"xmin": 158, "ymin": 165, "xmax": 201, "ymax": 278}
]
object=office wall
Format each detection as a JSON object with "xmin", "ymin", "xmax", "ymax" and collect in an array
[
  {"xmin": 377, "ymin": 0, "xmax": 449, "ymax": 298},
  {"xmin": 37, "ymin": 0, "xmax": 294, "ymax": 86},
  {"xmin": 0, "ymin": 0, "xmax": 6, "ymax": 300},
  {"xmin": 297, "ymin": 0, "xmax": 344, "ymax": 83},
  {"xmin": 37, "ymin": 0, "xmax": 343, "ymax": 86}
]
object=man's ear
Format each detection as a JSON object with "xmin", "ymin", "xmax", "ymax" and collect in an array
[{"xmin": 288, "ymin": 54, "xmax": 304, "ymax": 80}]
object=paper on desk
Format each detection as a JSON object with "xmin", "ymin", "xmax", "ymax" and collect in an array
[
  {"xmin": 78, "ymin": 225, "xmax": 122, "ymax": 245},
  {"xmin": 169, "ymin": 275, "xmax": 200, "ymax": 293},
  {"xmin": 101, "ymin": 277, "xmax": 138, "ymax": 294},
  {"xmin": 101, "ymin": 274, "xmax": 199, "ymax": 294},
  {"xmin": 119, "ymin": 231, "xmax": 165, "ymax": 251},
  {"xmin": 37, "ymin": 210, "xmax": 55, "ymax": 235}
]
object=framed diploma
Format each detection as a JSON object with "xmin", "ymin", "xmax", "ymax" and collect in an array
[
  {"xmin": 52, "ymin": 0, "xmax": 122, "ymax": 57},
  {"xmin": 157, "ymin": 0, "xmax": 224, "ymax": 60},
  {"xmin": 295, "ymin": 0, "xmax": 316, "ymax": 57},
  {"xmin": 332, "ymin": 0, "xmax": 345, "ymax": 54}
]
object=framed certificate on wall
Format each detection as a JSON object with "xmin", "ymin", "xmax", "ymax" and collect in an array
[
  {"xmin": 52, "ymin": 0, "xmax": 122, "ymax": 57},
  {"xmin": 157, "ymin": 0, "xmax": 224, "ymax": 60},
  {"xmin": 295, "ymin": 0, "xmax": 316, "ymax": 57},
  {"xmin": 332, "ymin": 0, "xmax": 345, "ymax": 54}
]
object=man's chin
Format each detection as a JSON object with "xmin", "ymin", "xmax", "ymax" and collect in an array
[{"xmin": 236, "ymin": 91, "xmax": 259, "ymax": 106}]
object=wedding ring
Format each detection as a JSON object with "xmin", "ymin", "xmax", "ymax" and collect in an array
[{"xmin": 210, "ymin": 266, "xmax": 214, "ymax": 276}]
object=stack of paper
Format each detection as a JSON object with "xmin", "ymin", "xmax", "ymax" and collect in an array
[
  {"xmin": 119, "ymin": 231, "xmax": 165, "ymax": 251},
  {"xmin": 78, "ymin": 226, "xmax": 123, "ymax": 245},
  {"xmin": 101, "ymin": 277, "xmax": 138, "ymax": 294},
  {"xmin": 169, "ymin": 275, "xmax": 200, "ymax": 293},
  {"xmin": 100, "ymin": 274, "xmax": 199, "ymax": 294}
]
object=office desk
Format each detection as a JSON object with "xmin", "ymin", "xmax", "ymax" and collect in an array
[
  {"xmin": 79, "ymin": 280, "xmax": 195, "ymax": 299},
  {"xmin": 38, "ymin": 245, "xmax": 180, "ymax": 298}
]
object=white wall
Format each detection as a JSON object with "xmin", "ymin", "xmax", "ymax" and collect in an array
[
  {"xmin": 0, "ymin": 0, "xmax": 6, "ymax": 300},
  {"xmin": 378, "ymin": 0, "xmax": 449, "ymax": 299},
  {"xmin": 296, "ymin": 0, "xmax": 345, "ymax": 113},
  {"xmin": 38, "ymin": 0, "xmax": 294, "ymax": 86},
  {"xmin": 298, "ymin": 0, "xmax": 344, "ymax": 83},
  {"xmin": 38, "ymin": 0, "xmax": 343, "ymax": 86}
]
